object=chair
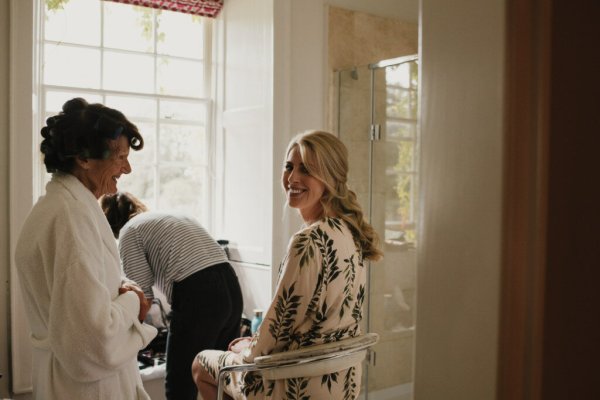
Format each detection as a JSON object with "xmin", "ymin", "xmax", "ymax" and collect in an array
[{"xmin": 216, "ymin": 332, "xmax": 379, "ymax": 400}]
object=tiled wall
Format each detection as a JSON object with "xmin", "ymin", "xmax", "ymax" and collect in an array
[
  {"xmin": 328, "ymin": 5, "xmax": 418, "ymax": 393},
  {"xmin": 327, "ymin": 6, "xmax": 417, "ymax": 132}
]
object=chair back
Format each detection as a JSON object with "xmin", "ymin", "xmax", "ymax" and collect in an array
[
  {"xmin": 255, "ymin": 333, "xmax": 379, "ymax": 380},
  {"xmin": 216, "ymin": 332, "xmax": 379, "ymax": 400}
]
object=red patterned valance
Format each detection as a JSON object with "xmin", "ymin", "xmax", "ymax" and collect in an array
[{"xmin": 102, "ymin": 0, "xmax": 224, "ymax": 18}]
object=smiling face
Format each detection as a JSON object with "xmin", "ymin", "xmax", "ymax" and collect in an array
[
  {"xmin": 74, "ymin": 135, "xmax": 132, "ymax": 199},
  {"xmin": 282, "ymin": 145, "xmax": 326, "ymax": 223}
]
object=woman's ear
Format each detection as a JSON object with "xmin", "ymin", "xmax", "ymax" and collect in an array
[{"xmin": 75, "ymin": 156, "xmax": 91, "ymax": 170}]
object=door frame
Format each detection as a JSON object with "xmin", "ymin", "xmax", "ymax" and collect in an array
[{"xmin": 499, "ymin": 0, "xmax": 550, "ymax": 398}]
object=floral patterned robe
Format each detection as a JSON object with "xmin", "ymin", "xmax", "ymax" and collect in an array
[{"xmin": 197, "ymin": 217, "xmax": 367, "ymax": 400}]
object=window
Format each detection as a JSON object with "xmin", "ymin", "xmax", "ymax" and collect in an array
[
  {"xmin": 41, "ymin": 0, "xmax": 214, "ymax": 226},
  {"xmin": 11, "ymin": 1, "xmax": 274, "ymax": 393},
  {"xmin": 385, "ymin": 61, "xmax": 419, "ymax": 244}
]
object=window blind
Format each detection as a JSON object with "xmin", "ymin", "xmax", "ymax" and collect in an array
[{"xmin": 102, "ymin": 0, "xmax": 224, "ymax": 18}]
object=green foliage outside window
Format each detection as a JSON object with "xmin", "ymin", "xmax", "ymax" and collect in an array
[
  {"xmin": 385, "ymin": 61, "xmax": 419, "ymax": 244},
  {"xmin": 46, "ymin": 0, "xmax": 69, "ymax": 12}
]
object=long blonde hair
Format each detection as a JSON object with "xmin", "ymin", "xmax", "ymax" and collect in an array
[{"xmin": 286, "ymin": 130, "xmax": 383, "ymax": 261}]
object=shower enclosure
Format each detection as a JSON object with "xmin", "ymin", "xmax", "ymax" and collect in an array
[{"xmin": 335, "ymin": 55, "xmax": 419, "ymax": 399}]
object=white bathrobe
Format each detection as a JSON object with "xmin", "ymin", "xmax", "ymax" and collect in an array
[{"xmin": 15, "ymin": 173, "xmax": 157, "ymax": 400}]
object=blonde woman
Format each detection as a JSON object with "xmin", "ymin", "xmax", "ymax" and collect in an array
[{"xmin": 193, "ymin": 130, "xmax": 382, "ymax": 400}]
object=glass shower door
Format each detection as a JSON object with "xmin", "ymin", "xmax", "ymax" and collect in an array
[{"xmin": 337, "ymin": 55, "xmax": 419, "ymax": 400}]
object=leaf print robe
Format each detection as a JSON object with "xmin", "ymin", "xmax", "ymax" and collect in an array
[{"xmin": 197, "ymin": 217, "xmax": 367, "ymax": 400}]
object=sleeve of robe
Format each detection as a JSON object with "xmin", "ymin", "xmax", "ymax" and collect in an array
[
  {"xmin": 47, "ymin": 204, "xmax": 156, "ymax": 382},
  {"xmin": 244, "ymin": 225, "xmax": 324, "ymax": 361}
]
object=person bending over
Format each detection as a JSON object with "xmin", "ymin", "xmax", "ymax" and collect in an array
[{"xmin": 100, "ymin": 191, "xmax": 244, "ymax": 400}]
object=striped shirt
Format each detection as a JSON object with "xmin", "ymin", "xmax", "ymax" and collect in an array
[{"xmin": 118, "ymin": 211, "xmax": 228, "ymax": 303}]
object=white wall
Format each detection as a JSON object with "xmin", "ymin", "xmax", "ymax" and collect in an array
[
  {"xmin": 8, "ymin": 0, "xmax": 38, "ymax": 395},
  {"xmin": 414, "ymin": 0, "xmax": 505, "ymax": 399},
  {"xmin": 230, "ymin": 261, "xmax": 272, "ymax": 318},
  {"xmin": 214, "ymin": 0, "xmax": 274, "ymax": 267},
  {"xmin": 271, "ymin": 0, "xmax": 328, "ymax": 283}
]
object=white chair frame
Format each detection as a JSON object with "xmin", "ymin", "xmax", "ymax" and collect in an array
[{"xmin": 216, "ymin": 333, "xmax": 379, "ymax": 400}]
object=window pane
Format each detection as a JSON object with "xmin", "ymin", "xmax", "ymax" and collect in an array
[
  {"xmin": 159, "ymin": 166, "xmax": 205, "ymax": 221},
  {"xmin": 387, "ymin": 120, "xmax": 415, "ymax": 140},
  {"xmin": 410, "ymin": 91, "xmax": 418, "ymax": 117},
  {"xmin": 103, "ymin": 51, "xmax": 155, "ymax": 93},
  {"xmin": 106, "ymin": 95, "xmax": 157, "ymax": 120},
  {"xmin": 41, "ymin": 0, "xmax": 212, "ymax": 230},
  {"xmin": 118, "ymin": 168, "xmax": 156, "ymax": 210},
  {"xmin": 395, "ymin": 141, "xmax": 415, "ymax": 173},
  {"xmin": 104, "ymin": 2, "xmax": 154, "ymax": 53},
  {"xmin": 46, "ymin": 91, "xmax": 103, "ymax": 114},
  {"xmin": 44, "ymin": 0, "xmax": 100, "ymax": 46},
  {"xmin": 159, "ymin": 124, "xmax": 205, "ymax": 164},
  {"xmin": 160, "ymin": 100, "xmax": 205, "ymax": 122},
  {"xmin": 386, "ymin": 62, "xmax": 412, "ymax": 88},
  {"xmin": 157, "ymin": 11, "xmax": 203, "ymax": 58},
  {"xmin": 157, "ymin": 57, "xmax": 203, "ymax": 97},
  {"xmin": 385, "ymin": 173, "xmax": 416, "ymax": 239},
  {"xmin": 44, "ymin": 46, "xmax": 101, "ymax": 88},
  {"xmin": 128, "ymin": 121, "xmax": 157, "ymax": 166},
  {"xmin": 386, "ymin": 88, "xmax": 413, "ymax": 119}
]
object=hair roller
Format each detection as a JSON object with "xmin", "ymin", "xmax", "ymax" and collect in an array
[{"xmin": 62, "ymin": 97, "xmax": 88, "ymax": 114}]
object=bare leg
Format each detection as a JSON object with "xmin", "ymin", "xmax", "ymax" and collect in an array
[{"xmin": 192, "ymin": 357, "xmax": 233, "ymax": 400}]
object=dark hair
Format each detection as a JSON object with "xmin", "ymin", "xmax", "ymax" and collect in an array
[
  {"xmin": 100, "ymin": 191, "xmax": 148, "ymax": 239},
  {"xmin": 40, "ymin": 97, "xmax": 144, "ymax": 173}
]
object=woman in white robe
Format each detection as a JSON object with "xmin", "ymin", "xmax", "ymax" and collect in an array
[{"xmin": 15, "ymin": 98, "xmax": 157, "ymax": 400}]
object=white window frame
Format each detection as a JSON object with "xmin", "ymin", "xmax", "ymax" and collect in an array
[
  {"xmin": 10, "ymin": 0, "xmax": 40, "ymax": 392},
  {"xmin": 37, "ymin": 1, "xmax": 217, "ymax": 229},
  {"xmin": 383, "ymin": 60, "xmax": 419, "ymax": 243}
]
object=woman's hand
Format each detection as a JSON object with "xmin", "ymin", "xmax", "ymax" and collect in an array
[
  {"xmin": 228, "ymin": 337, "xmax": 252, "ymax": 354},
  {"xmin": 119, "ymin": 283, "xmax": 151, "ymax": 322}
]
